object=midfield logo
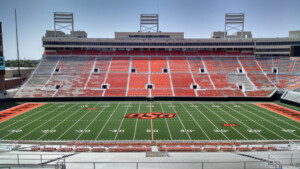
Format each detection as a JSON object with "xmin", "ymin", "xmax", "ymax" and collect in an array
[{"xmin": 123, "ymin": 112, "xmax": 177, "ymax": 119}]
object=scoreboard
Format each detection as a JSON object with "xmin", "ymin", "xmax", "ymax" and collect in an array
[{"xmin": 0, "ymin": 56, "xmax": 4, "ymax": 70}]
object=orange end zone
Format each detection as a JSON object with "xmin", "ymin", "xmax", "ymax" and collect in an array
[
  {"xmin": 0, "ymin": 103, "xmax": 46, "ymax": 123},
  {"xmin": 254, "ymin": 103, "xmax": 300, "ymax": 122}
]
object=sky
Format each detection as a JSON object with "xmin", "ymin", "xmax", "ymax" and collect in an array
[{"xmin": 0, "ymin": 0, "xmax": 299, "ymax": 60}]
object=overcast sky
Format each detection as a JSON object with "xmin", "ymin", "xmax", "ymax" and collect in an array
[{"xmin": 0, "ymin": 0, "xmax": 299, "ymax": 60}]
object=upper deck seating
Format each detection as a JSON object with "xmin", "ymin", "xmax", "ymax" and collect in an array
[
  {"xmin": 213, "ymin": 51, "xmax": 226, "ymax": 56},
  {"xmin": 198, "ymin": 51, "xmax": 211, "ymax": 56},
  {"xmin": 57, "ymin": 50, "xmax": 71, "ymax": 55},
  {"xmin": 185, "ymin": 51, "xmax": 198, "ymax": 56},
  {"xmin": 171, "ymin": 51, "xmax": 184, "ymax": 56},
  {"xmin": 100, "ymin": 51, "xmax": 114, "ymax": 55},
  {"xmin": 129, "ymin": 50, "xmax": 141, "ymax": 56},
  {"xmin": 142, "ymin": 51, "xmax": 156, "ymax": 56},
  {"xmin": 157, "ymin": 51, "xmax": 170, "ymax": 56},
  {"xmin": 115, "ymin": 50, "xmax": 127, "ymax": 55},
  {"xmin": 87, "ymin": 50, "xmax": 100, "ymax": 55},
  {"xmin": 227, "ymin": 51, "xmax": 240, "ymax": 55},
  {"xmin": 72, "ymin": 50, "xmax": 86, "ymax": 55}
]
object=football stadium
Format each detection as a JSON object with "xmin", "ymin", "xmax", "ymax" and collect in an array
[{"xmin": 0, "ymin": 1, "xmax": 300, "ymax": 168}]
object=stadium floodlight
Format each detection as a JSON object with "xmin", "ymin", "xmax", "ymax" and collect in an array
[
  {"xmin": 225, "ymin": 13, "xmax": 244, "ymax": 38},
  {"xmin": 54, "ymin": 12, "xmax": 74, "ymax": 36},
  {"xmin": 140, "ymin": 14, "xmax": 159, "ymax": 32}
]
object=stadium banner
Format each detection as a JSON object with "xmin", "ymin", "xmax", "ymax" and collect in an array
[
  {"xmin": 0, "ymin": 56, "xmax": 4, "ymax": 70},
  {"xmin": 0, "ymin": 103, "xmax": 45, "ymax": 123},
  {"xmin": 254, "ymin": 103, "xmax": 300, "ymax": 122}
]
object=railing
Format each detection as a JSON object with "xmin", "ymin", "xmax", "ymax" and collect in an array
[{"xmin": 62, "ymin": 161, "xmax": 276, "ymax": 169}]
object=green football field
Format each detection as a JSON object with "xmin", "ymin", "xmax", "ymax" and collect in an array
[{"xmin": 0, "ymin": 101, "xmax": 300, "ymax": 141}]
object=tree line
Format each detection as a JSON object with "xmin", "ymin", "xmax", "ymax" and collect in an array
[{"xmin": 5, "ymin": 60, "xmax": 39, "ymax": 67}]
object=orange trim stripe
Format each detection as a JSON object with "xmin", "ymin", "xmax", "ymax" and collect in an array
[
  {"xmin": 0, "ymin": 103, "xmax": 46, "ymax": 123},
  {"xmin": 254, "ymin": 103, "xmax": 300, "ymax": 122}
]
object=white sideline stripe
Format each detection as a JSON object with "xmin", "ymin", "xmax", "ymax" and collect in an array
[
  {"xmin": 166, "ymin": 57, "xmax": 175, "ymax": 96},
  {"xmin": 0, "ymin": 104, "xmax": 63, "ymax": 139},
  {"xmin": 201, "ymin": 57, "xmax": 216, "ymax": 89},
  {"xmin": 17, "ymin": 104, "xmax": 77, "ymax": 140},
  {"xmin": 84, "ymin": 56, "xmax": 97, "ymax": 89},
  {"xmin": 0, "ymin": 104, "xmax": 54, "ymax": 129},
  {"xmin": 206, "ymin": 104, "xmax": 248, "ymax": 140},
  {"xmin": 125, "ymin": 56, "xmax": 132, "ymax": 96},
  {"xmin": 223, "ymin": 104, "xmax": 286, "ymax": 140},
  {"xmin": 75, "ymin": 103, "xmax": 108, "ymax": 140},
  {"xmin": 41, "ymin": 56, "xmax": 62, "ymax": 91},
  {"xmin": 217, "ymin": 104, "xmax": 267, "ymax": 140},
  {"xmin": 102, "ymin": 57, "xmax": 113, "ymax": 96},
  {"xmin": 133, "ymin": 103, "xmax": 141, "ymax": 140},
  {"xmin": 242, "ymin": 104, "xmax": 300, "ymax": 138},
  {"xmin": 159, "ymin": 103, "xmax": 173, "ymax": 140},
  {"xmin": 250, "ymin": 103, "xmax": 300, "ymax": 128},
  {"xmin": 186, "ymin": 57, "xmax": 198, "ymax": 96},
  {"xmin": 180, "ymin": 104, "xmax": 210, "ymax": 140},
  {"xmin": 170, "ymin": 103, "xmax": 192, "ymax": 140},
  {"xmin": 190, "ymin": 103, "xmax": 229, "ymax": 140},
  {"xmin": 55, "ymin": 103, "xmax": 100, "ymax": 140},
  {"xmin": 95, "ymin": 103, "xmax": 120, "ymax": 140},
  {"xmin": 114, "ymin": 103, "xmax": 131, "ymax": 140},
  {"xmin": 37, "ymin": 104, "xmax": 88, "ymax": 140}
]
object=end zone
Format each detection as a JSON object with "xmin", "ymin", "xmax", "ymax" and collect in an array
[
  {"xmin": 254, "ymin": 103, "xmax": 300, "ymax": 122},
  {"xmin": 0, "ymin": 103, "xmax": 45, "ymax": 123}
]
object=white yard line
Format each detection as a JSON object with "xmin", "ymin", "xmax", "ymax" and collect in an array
[
  {"xmin": 239, "ymin": 104, "xmax": 300, "ymax": 139},
  {"xmin": 0, "ymin": 104, "xmax": 55, "ymax": 129},
  {"xmin": 114, "ymin": 103, "xmax": 131, "ymax": 140},
  {"xmin": 180, "ymin": 104, "xmax": 210, "ymax": 140},
  {"xmin": 159, "ymin": 103, "xmax": 173, "ymax": 140},
  {"xmin": 55, "ymin": 103, "xmax": 100, "ymax": 141},
  {"xmin": 125, "ymin": 56, "xmax": 132, "ymax": 96},
  {"xmin": 37, "ymin": 104, "xmax": 89, "ymax": 140},
  {"xmin": 0, "ymin": 104, "xmax": 65, "ymax": 140},
  {"xmin": 75, "ymin": 103, "xmax": 108, "ymax": 141},
  {"xmin": 190, "ymin": 103, "xmax": 229, "ymax": 140},
  {"xmin": 166, "ymin": 57, "xmax": 175, "ymax": 96},
  {"xmin": 248, "ymin": 103, "xmax": 300, "ymax": 129},
  {"xmin": 186, "ymin": 57, "xmax": 198, "ymax": 96},
  {"xmin": 102, "ymin": 57, "xmax": 113, "ymax": 96},
  {"xmin": 133, "ymin": 103, "xmax": 141, "ymax": 140},
  {"xmin": 94, "ymin": 103, "xmax": 120, "ymax": 140},
  {"xmin": 170, "ymin": 103, "xmax": 192, "ymax": 140},
  {"xmin": 222, "ymin": 104, "xmax": 286, "ymax": 140},
  {"xmin": 206, "ymin": 104, "xmax": 248, "ymax": 140},
  {"xmin": 84, "ymin": 56, "xmax": 97, "ymax": 89},
  {"xmin": 16, "ymin": 104, "xmax": 76, "ymax": 141}
]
